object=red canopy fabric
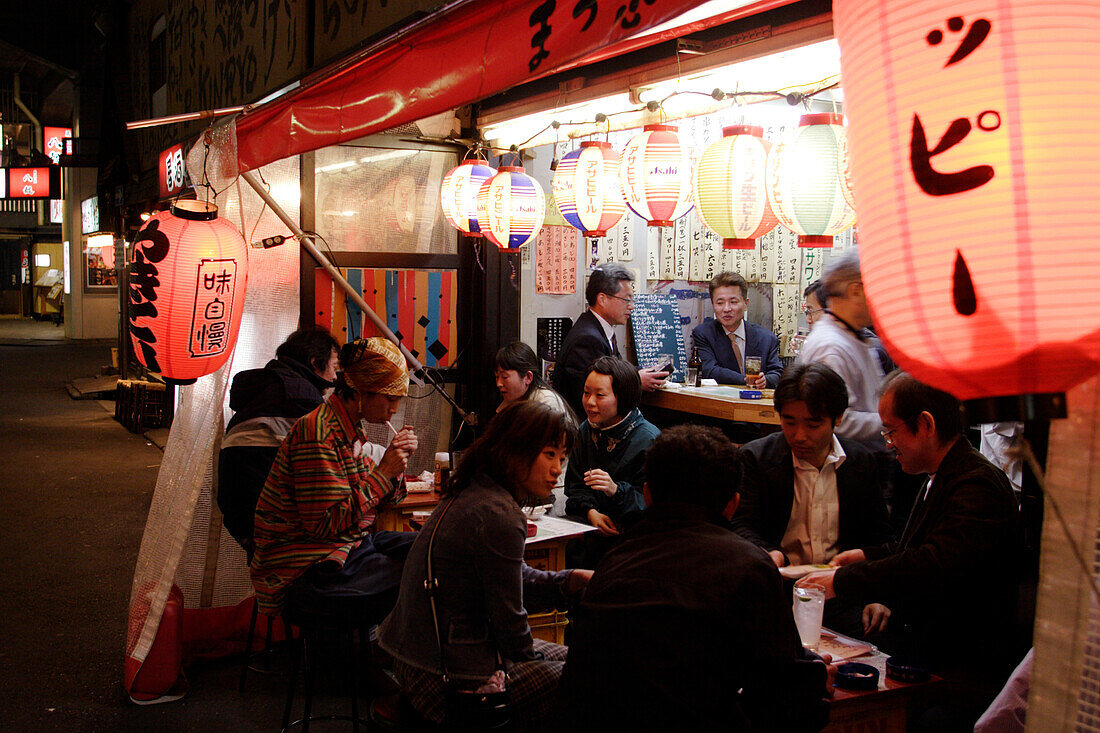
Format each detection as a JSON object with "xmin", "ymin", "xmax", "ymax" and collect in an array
[{"xmin": 234, "ymin": 0, "xmax": 736, "ymax": 172}]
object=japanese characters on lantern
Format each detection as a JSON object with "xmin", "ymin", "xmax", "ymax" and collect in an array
[
  {"xmin": 694, "ymin": 125, "xmax": 778, "ymax": 250},
  {"xmin": 552, "ymin": 141, "xmax": 627, "ymax": 237},
  {"xmin": 835, "ymin": 0, "xmax": 1100, "ymax": 400},
  {"xmin": 129, "ymin": 201, "xmax": 248, "ymax": 384}
]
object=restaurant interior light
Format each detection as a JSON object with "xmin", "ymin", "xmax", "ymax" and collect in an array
[
  {"xmin": 441, "ymin": 160, "xmax": 496, "ymax": 238},
  {"xmin": 476, "ymin": 166, "xmax": 546, "ymax": 251},
  {"xmin": 620, "ymin": 125, "xmax": 695, "ymax": 227},
  {"xmin": 552, "ymin": 141, "xmax": 627, "ymax": 238},
  {"xmin": 694, "ymin": 125, "xmax": 777, "ymax": 249}
]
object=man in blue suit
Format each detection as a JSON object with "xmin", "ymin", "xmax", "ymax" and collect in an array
[{"xmin": 691, "ymin": 271, "xmax": 784, "ymax": 388}]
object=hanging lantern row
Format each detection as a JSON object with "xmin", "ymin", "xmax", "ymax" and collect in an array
[
  {"xmin": 441, "ymin": 118, "xmax": 856, "ymax": 249},
  {"xmin": 129, "ymin": 200, "xmax": 248, "ymax": 385}
]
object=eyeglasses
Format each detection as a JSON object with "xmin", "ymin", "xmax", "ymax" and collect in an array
[
  {"xmin": 802, "ymin": 306, "xmax": 823, "ymax": 316},
  {"xmin": 880, "ymin": 426, "xmax": 899, "ymax": 445},
  {"xmin": 607, "ymin": 293, "xmax": 634, "ymax": 305}
]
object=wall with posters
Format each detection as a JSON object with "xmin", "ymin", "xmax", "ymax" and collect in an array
[{"xmin": 516, "ymin": 99, "xmax": 856, "ymax": 375}]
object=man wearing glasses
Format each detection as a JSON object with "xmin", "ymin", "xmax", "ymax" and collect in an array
[
  {"xmin": 552, "ymin": 263, "xmax": 666, "ymax": 418},
  {"xmin": 801, "ymin": 371, "xmax": 1021, "ymax": 729}
]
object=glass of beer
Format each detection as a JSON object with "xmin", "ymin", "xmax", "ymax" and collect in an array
[{"xmin": 744, "ymin": 356, "xmax": 762, "ymax": 388}]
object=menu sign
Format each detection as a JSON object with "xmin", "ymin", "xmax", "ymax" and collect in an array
[{"xmin": 628, "ymin": 292, "xmax": 688, "ymax": 382}]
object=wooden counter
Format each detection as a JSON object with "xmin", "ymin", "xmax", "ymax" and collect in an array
[{"xmin": 641, "ymin": 385, "xmax": 780, "ymax": 425}]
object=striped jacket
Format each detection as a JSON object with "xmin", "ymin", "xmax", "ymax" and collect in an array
[{"xmin": 249, "ymin": 396, "xmax": 406, "ymax": 614}]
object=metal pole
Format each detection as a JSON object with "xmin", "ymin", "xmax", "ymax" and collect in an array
[
  {"xmin": 240, "ymin": 170, "xmax": 475, "ymax": 425},
  {"xmin": 125, "ymin": 106, "xmax": 248, "ymax": 131}
]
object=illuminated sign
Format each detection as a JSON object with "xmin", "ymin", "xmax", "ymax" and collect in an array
[
  {"xmin": 43, "ymin": 127, "xmax": 72, "ymax": 165},
  {"xmin": 81, "ymin": 196, "xmax": 100, "ymax": 234},
  {"xmin": 158, "ymin": 144, "xmax": 190, "ymax": 199},
  {"xmin": 7, "ymin": 167, "xmax": 60, "ymax": 199}
]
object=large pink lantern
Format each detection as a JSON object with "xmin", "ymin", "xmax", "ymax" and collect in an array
[
  {"xmin": 766, "ymin": 114, "xmax": 856, "ymax": 247},
  {"xmin": 440, "ymin": 160, "xmax": 496, "ymax": 238},
  {"xmin": 694, "ymin": 125, "xmax": 778, "ymax": 249},
  {"xmin": 619, "ymin": 124, "xmax": 695, "ymax": 227},
  {"xmin": 552, "ymin": 141, "xmax": 626, "ymax": 237},
  {"xmin": 834, "ymin": 0, "xmax": 1100, "ymax": 402},
  {"xmin": 128, "ymin": 201, "xmax": 248, "ymax": 384},
  {"xmin": 476, "ymin": 166, "xmax": 546, "ymax": 251}
]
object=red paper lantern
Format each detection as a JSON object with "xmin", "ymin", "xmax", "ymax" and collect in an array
[
  {"xmin": 766, "ymin": 114, "xmax": 856, "ymax": 247},
  {"xmin": 835, "ymin": 0, "xmax": 1100, "ymax": 401},
  {"xmin": 619, "ymin": 124, "xmax": 695, "ymax": 227},
  {"xmin": 693, "ymin": 125, "xmax": 778, "ymax": 250},
  {"xmin": 128, "ymin": 200, "xmax": 248, "ymax": 385},
  {"xmin": 552, "ymin": 141, "xmax": 627, "ymax": 237},
  {"xmin": 476, "ymin": 166, "xmax": 546, "ymax": 251}
]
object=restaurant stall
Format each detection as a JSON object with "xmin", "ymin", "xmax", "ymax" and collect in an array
[{"xmin": 122, "ymin": 0, "xmax": 1100, "ymax": 729}]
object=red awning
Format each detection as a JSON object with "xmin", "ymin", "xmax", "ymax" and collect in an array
[{"xmin": 234, "ymin": 0, "xmax": 789, "ymax": 172}]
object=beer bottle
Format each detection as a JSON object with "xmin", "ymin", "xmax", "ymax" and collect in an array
[{"xmin": 687, "ymin": 347, "xmax": 702, "ymax": 388}]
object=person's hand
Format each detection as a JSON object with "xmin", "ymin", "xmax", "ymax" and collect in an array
[
  {"xmin": 862, "ymin": 603, "xmax": 891, "ymax": 635},
  {"xmin": 563, "ymin": 568, "xmax": 594, "ymax": 595},
  {"xmin": 829, "ymin": 549, "xmax": 866, "ymax": 567},
  {"xmin": 744, "ymin": 373, "xmax": 766, "ymax": 389},
  {"xmin": 378, "ymin": 427, "xmax": 417, "ymax": 479},
  {"xmin": 799, "ymin": 570, "xmax": 836, "ymax": 600},
  {"xmin": 587, "ymin": 509, "xmax": 619, "ymax": 536},
  {"xmin": 638, "ymin": 368, "xmax": 667, "ymax": 392},
  {"xmin": 823, "ymin": 659, "xmax": 838, "ymax": 697},
  {"xmin": 768, "ymin": 550, "xmax": 787, "ymax": 568},
  {"xmin": 583, "ymin": 469, "xmax": 617, "ymax": 496}
]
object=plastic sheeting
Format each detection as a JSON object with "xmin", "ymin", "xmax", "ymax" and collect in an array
[{"xmin": 124, "ymin": 124, "xmax": 301, "ymax": 697}]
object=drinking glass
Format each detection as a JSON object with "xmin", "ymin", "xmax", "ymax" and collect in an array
[
  {"xmin": 744, "ymin": 356, "xmax": 763, "ymax": 387},
  {"xmin": 792, "ymin": 582, "xmax": 826, "ymax": 652}
]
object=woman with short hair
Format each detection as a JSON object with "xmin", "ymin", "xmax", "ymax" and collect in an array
[
  {"xmin": 379, "ymin": 400, "xmax": 588, "ymax": 731},
  {"xmin": 564, "ymin": 356, "xmax": 660, "ymax": 568}
]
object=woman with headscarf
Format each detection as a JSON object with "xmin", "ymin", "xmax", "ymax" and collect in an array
[{"xmin": 250, "ymin": 337, "xmax": 419, "ymax": 616}]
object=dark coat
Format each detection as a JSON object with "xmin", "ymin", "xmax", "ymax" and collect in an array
[
  {"xmin": 560, "ymin": 502, "xmax": 830, "ymax": 732},
  {"xmin": 551, "ymin": 310, "xmax": 617, "ymax": 419},
  {"xmin": 833, "ymin": 439, "xmax": 1021, "ymax": 674},
  {"xmin": 218, "ymin": 356, "xmax": 331, "ymax": 553},
  {"xmin": 731, "ymin": 432, "xmax": 892, "ymax": 562},
  {"xmin": 378, "ymin": 475, "xmax": 541, "ymax": 680},
  {"xmin": 564, "ymin": 407, "xmax": 659, "ymax": 524},
  {"xmin": 690, "ymin": 317, "xmax": 784, "ymax": 388}
]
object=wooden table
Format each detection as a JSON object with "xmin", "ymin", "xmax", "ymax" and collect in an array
[
  {"xmin": 824, "ymin": 652, "xmax": 942, "ymax": 732},
  {"xmin": 641, "ymin": 385, "xmax": 780, "ymax": 425},
  {"xmin": 376, "ymin": 494, "xmax": 596, "ymax": 644}
]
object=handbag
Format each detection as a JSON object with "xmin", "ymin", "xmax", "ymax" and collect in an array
[{"xmin": 424, "ymin": 495, "xmax": 513, "ymax": 731}]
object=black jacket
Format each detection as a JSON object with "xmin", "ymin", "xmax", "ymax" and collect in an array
[
  {"xmin": 551, "ymin": 310, "xmax": 616, "ymax": 419},
  {"xmin": 731, "ymin": 432, "xmax": 892, "ymax": 562},
  {"xmin": 834, "ymin": 439, "xmax": 1021, "ymax": 674},
  {"xmin": 561, "ymin": 502, "xmax": 830, "ymax": 732}
]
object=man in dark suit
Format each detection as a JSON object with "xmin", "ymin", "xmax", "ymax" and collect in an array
[
  {"xmin": 805, "ymin": 372, "xmax": 1022, "ymax": 729},
  {"xmin": 551, "ymin": 263, "xmax": 666, "ymax": 418},
  {"xmin": 731, "ymin": 363, "xmax": 891, "ymax": 569},
  {"xmin": 691, "ymin": 271, "xmax": 783, "ymax": 388}
]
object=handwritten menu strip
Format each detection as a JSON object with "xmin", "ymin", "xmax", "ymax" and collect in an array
[
  {"xmin": 774, "ymin": 225, "xmax": 800, "ymax": 285},
  {"xmin": 674, "ymin": 218, "xmax": 690, "ymax": 281},
  {"xmin": 629, "ymin": 292, "xmax": 689, "ymax": 382},
  {"xmin": 689, "ymin": 213, "xmax": 705, "ymax": 282},
  {"xmin": 535, "ymin": 226, "xmax": 577, "ymax": 294},
  {"xmin": 758, "ymin": 227, "xmax": 776, "ymax": 284},
  {"xmin": 701, "ymin": 229, "xmax": 721, "ymax": 283},
  {"xmin": 646, "ymin": 225, "xmax": 660, "ymax": 280},
  {"xmin": 659, "ymin": 226, "xmax": 675, "ymax": 280},
  {"xmin": 774, "ymin": 283, "xmax": 800, "ymax": 358}
]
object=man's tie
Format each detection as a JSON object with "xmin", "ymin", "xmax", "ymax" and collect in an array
[
  {"xmin": 729, "ymin": 332, "xmax": 744, "ymax": 373},
  {"xmin": 611, "ymin": 332, "xmax": 620, "ymax": 357}
]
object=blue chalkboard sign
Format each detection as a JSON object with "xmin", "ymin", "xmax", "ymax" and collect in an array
[{"xmin": 629, "ymin": 292, "xmax": 688, "ymax": 382}]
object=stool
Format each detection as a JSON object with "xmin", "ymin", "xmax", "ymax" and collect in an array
[
  {"xmin": 370, "ymin": 692, "xmax": 439, "ymax": 732},
  {"xmin": 239, "ymin": 599, "xmax": 294, "ymax": 693},
  {"xmin": 281, "ymin": 589, "xmax": 394, "ymax": 732}
]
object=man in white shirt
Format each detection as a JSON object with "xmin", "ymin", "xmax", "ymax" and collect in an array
[
  {"xmin": 798, "ymin": 251, "xmax": 885, "ymax": 449},
  {"xmin": 731, "ymin": 362, "xmax": 891, "ymax": 568},
  {"xmin": 552, "ymin": 263, "xmax": 666, "ymax": 418}
]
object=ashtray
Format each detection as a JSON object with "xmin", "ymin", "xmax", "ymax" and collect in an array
[
  {"xmin": 885, "ymin": 656, "xmax": 931, "ymax": 683},
  {"xmin": 835, "ymin": 662, "xmax": 880, "ymax": 691}
]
